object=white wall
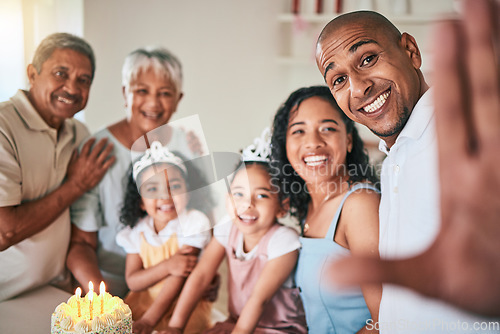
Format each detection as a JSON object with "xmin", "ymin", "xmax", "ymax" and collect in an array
[
  {"xmin": 0, "ymin": 0, "xmax": 84, "ymax": 114},
  {"xmin": 0, "ymin": 0, "xmax": 25, "ymax": 101}
]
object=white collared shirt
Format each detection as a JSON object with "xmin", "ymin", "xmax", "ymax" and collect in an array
[{"xmin": 378, "ymin": 90, "xmax": 498, "ymax": 333}]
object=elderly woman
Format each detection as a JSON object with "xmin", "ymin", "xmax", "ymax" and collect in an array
[{"xmin": 67, "ymin": 47, "xmax": 199, "ymax": 297}]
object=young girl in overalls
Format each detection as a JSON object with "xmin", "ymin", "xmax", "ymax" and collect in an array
[
  {"xmin": 164, "ymin": 129, "xmax": 307, "ymax": 334},
  {"xmin": 116, "ymin": 141, "xmax": 213, "ymax": 334}
]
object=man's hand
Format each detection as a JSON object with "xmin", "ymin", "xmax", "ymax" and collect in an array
[
  {"xmin": 66, "ymin": 137, "xmax": 116, "ymax": 193},
  {"xmin": 327, "ymin": 0, "xmax": 500, "ymax": 317}
]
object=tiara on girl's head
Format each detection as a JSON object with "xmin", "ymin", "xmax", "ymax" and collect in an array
[
  {"xmin": 241, "ymin": 127, "xmax": 272, "ymax": 163},
  {"xmin": 133, "ymin": 141, "xmax": 187, "ymax": 180}
]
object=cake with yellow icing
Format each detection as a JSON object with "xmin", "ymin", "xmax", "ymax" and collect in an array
[{"xmin": 51, "ymin": 291, "xmax": 132, "ymax": 334}]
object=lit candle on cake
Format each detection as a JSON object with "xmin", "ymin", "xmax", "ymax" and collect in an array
[
  {"xmin": 51, "ymin": 282, "xmax": 133, "ymax": 333},
  {"xmin": 76, "ymin": 287, "xmax": 82, "ymax": 317},
  {"xmin": 99, "ymin": 281, "xmax": 106, "ymax": 314},
  {"xmin": 88, "ymin": 281, "xmax": 94, "ymax": 320}
]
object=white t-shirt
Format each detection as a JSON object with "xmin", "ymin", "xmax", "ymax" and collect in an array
[
  {"xmin": 378, "ymin": 90, "xmax": 499, "ymax": 333},
  {"xmin": 213, "ymin": 217, "xmax": 301, "ymax": 288},
  {"xmin": 116, "ymin": 210, "xmax": 211, "ymax": 254},
  {"xmin": 213, "ymin": 216, "xmax": 301, "ymax": 261}
]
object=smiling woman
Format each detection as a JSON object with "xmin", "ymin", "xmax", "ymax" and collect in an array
[{"xmin": 271, "ymin": 85, "xmax": 381, "ymax": 333}]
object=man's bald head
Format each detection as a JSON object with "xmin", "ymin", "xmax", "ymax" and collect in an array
[{"xmin": 318, "ymin": 11, "xmax": 402, "ymax": 47}]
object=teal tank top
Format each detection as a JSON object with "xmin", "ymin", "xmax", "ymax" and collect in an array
[{"xmin": 295, "ymin": 183, "xmax": 379, "ymax": 333}]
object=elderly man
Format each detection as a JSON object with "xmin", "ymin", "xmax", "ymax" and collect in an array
[
  {"xmin": 315, "ymin": 0, "xmax": 499, "ymax": 331},
  {"xmin": 0, "ymin": 33, "xmax": 114, "ymax": 302}
]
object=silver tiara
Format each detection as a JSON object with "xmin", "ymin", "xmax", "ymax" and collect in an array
[
  {"xmin": 133, "ymin": 141, "xmax": 187, "ymax": 180},
  {"xmin": 241, "ymin": 127, "xmax": 272, "ymax": 163}
]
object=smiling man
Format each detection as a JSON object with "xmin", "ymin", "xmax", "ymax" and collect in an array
[
  {"xmin": 315, "ymin": 1, "xmax": 499, "ymax": 333},
  {"xmin": 0, "ymin": 33, "xmax": 114, "ymax": 301},
  {"xmin": 317, "ymin": 11, "xmax": 426, "ymax": 148}
]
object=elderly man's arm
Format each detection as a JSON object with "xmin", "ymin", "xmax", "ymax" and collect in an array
[{"xmin": 0, "ymin": 138, "xmax": 115, "ymax": 251}]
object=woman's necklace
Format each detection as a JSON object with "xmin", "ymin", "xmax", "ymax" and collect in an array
[
  {"xmin": 303, "ymin": 222, "xmax": 310, "ymax": 234},
  {"xmin": 303, "ymin": 191, "xmax": 335, "ymax": 234}
]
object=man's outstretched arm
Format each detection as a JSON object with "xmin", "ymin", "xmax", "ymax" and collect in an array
[{"xmin": 327, "ymin": 0, "xmax": 500, "ymax": 317}]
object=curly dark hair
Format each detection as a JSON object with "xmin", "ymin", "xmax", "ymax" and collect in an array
[
  {"xmin": 119, "ymin": 151, "xmax": 215, "ymax": 228},
  {"xmin": 270, "ymin": 85, "xmax": 379, "ymax": 223}
]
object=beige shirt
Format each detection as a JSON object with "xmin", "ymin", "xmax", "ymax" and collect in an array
[{"xmin": 0, "ymin": 90, "xmax": 89, "ymax": 301}]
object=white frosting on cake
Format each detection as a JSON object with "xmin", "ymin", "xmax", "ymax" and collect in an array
[{"xmin": 51, "ymin": 292, "xmax": 132, "ymax": 334}]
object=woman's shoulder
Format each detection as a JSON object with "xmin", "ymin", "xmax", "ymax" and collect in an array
[
  {"xmin": 345, "ymin": 182, "xmax": 381, "ymax": 204},
  {"xmin": 341, "ymin": 183, "xmax": 380, "ymax": 229}
]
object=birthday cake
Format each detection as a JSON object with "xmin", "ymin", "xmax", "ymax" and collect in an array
[{"xmin": 51, "ymin": 288, "xmax": 132, "ymax": 334}]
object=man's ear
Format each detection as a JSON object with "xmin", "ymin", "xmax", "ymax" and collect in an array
[
  {"xmin": 27, "ymin": 64, "xmax": 37, "ymax": 85},
  {"xmin": 400, "ymin": 32, "xmax": 422, "ymax": 70},
  {"xmin": 277, "ymin": 197, "xmax": 290, "ymax": 218}
]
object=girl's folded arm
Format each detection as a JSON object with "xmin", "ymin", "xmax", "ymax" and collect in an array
[
  {"xmin": 168, "ymin": 238, "xmax": 226, "ymax": 330},
  {"xmin": 233, "ymin": 249, "xmax": 299, "ymax": 334},
  {"xmin": 125, "ymin": 246, "xmax": 200, "ymax": 291}
]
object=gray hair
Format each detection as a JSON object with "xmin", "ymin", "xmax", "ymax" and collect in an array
[
  {"xmin": 32, "ymin": 32, "xmax": 96, "ymax": 80},
  {"xmin": 121, "ymin": 46, "xmax": 183, "ymax": 95}
]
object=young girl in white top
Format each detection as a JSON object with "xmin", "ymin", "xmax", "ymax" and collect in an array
[
  {"xmin": 116, "ymin": 141, "xmax": 213, "ymax": 334},
  {"xmin": 163, "ymin": 129, "xmax": 307, "ymax": 334}
]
